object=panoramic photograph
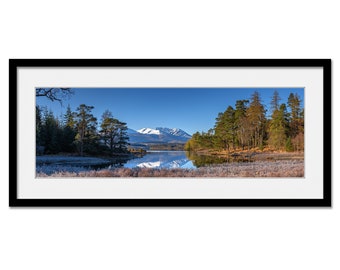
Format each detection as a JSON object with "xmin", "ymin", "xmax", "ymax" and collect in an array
[{"xmin": 35, "ymin": 87, "xmax": 304, "ymax": 177}]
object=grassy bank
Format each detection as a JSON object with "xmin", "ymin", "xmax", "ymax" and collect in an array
[{"xmin": 36, "ymin": 160, "xmax": 304, "ymax": 178}]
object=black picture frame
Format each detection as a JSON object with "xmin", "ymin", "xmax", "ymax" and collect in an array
[{"xmin": 9, "ymin": 59, "xmax": 331, "ymax": 207}]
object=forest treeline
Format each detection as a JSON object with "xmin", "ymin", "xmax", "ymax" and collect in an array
[
  {"xmin": 36, "ymin": 104, "xmax": 129, "ymax": 156},
  {"xmin": 185, "ymin": 91, "xmax": 304, "ymax": 153}
]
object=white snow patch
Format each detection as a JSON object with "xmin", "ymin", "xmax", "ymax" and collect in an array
[{"xmin": 137, "ymin": 128, "xmax": 160, "ymax": 135}]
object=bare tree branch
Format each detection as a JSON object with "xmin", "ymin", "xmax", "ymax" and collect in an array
[{"xmin": 36, "ymin": 88, "xmax": 74, "ymax": 104}]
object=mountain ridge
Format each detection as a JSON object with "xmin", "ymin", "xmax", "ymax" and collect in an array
[{"xmin": 127, "ymin": 127, "xmax": 191, "ymax": 144}]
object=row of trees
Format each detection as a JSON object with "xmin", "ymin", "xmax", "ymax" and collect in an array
[
  {"xmin": 185, "ymin": 91, "xmax": 304, "ymax": 152},
  {"xmin": 36, "ymin": 104, "xmax": 129, "ymax": 156}
]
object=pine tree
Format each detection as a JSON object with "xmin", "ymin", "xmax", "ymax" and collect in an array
[
  {"xmin": 287, "ymin": 93, "xmax": 304, "ymax": 151},
  {"xmin": 64, "ymin": 105, "xmax": 76, "ymax": 128},
  {"xmin": 246, "ymin": 91, "xmax": 266, "ymax": 149},
  {"xmin": 270, "ymin": 90, "xmax": 281, "ymax": 113},
  {"xmin": 116, "ymin": 121, "xmax": 129, "ymax": 152},
  {"xmin": 268, "ymin": 104, "xmax": 289, "ymax": 150},
  {"xmin": 61, "ymin": 105, "xmax": 77, "ymax": 153},
  {"xmin": 40, "ymin": 108, "xmax": 62, "ymax": 154},
  {"xmin": 100, "ymin": 110, "xmax": 129, "ymax": 154},
  {"xmin": 74, "ymin": 104, "xmax": 97, "ymax": 156},
  {"xmin": 184, "ymin": 132, "xmax": 200, "ymax": 151},
  {"xmin": 36, "ymin": 106, "xmax": 43, "ymax": 152},
  {"xmin": 214, "ymin": 106, "xmax": 236, "ymax": 152},
  {"xmin": 185, "ymin": 90, "xmax": 303, "ymax": 153},
  {"xmin": 288, "ymin": 93, "xmax": 301, "ymax": 120},
  {"xmin": 234, "ymin": 100, "xmax": 249, "ymax": 149},
  {"xmin": 287, "ymin": 93, "xmax": 301, "ymax": 137}
]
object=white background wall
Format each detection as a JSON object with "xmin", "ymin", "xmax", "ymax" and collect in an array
[{"xmin": 0, "ymin": 1, "xmax": 338, "ymax": 269}]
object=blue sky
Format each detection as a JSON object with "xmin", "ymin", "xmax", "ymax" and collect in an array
[{"xmin": 36, "ymin": 88, "xmax": 304, "ymax": 135}]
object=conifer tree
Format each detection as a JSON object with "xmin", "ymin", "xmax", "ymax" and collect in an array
[
  {"xmin": 100, "ymin": 110, "xmax": 129, "ymax": 154},
  {"xmin": 40, "ymin": 108, "xmax": 62, "ymax": 154},
  {"xmin": 61, "ymin": 105, "xmax": 77, "ymax": 152},
  {"xmin": 74, "ymin": 104, "xmax": 97, "ymax": 156},
  {"xmin": 36, "ymin": 106, "xmax": 43, "ymax": 149},
  {"xmin": 246, "ymin": 91, "xmax": 266, "ymax": 148},
  {"xmin": 268, "ymin": 104, "xmax": 289, "ymax": 150},
  {"xmin": 116, "ymin": 121, "xmax": 129, "ymax": 152},
  {"xmin": 234, "ymin": 100, "xmax": 249, "ymax": 149},
  {"xmin": 214, "ymin": 106, "xmax": 236, "ymax": 152},
  {"xmin": 180, "ymin": 91, "xmax": 304, "ymax": 153},
  {"xmin": 287, "ymin": 93, "xmax": 304, "ymax": 151},
  {"xmin": 270, "ymin": 90, "xmax": 281, "ymax": 113}
]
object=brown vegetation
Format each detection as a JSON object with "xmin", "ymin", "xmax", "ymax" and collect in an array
[{"xmin": 37, "ymin": 160, "xmax": 304, "ymax": 178}]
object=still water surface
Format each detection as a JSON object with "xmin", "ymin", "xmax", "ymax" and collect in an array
[
  {"xmin": 119, "ymin": 151, "xmax": 231, "ymax": 169},
  {"xmin": 124, "ymin": 151, "xmax": 195, "ymax": 169},
  {"xmin": 36, "ymin": 151, "xmax": 242, "ymax": 173}
]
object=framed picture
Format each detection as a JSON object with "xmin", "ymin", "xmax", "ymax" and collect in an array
[{"xmin": 9, "ymin": 59, "xmax": 331, "ymax": 207}]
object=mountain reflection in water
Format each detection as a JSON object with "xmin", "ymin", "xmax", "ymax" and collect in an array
[{"xmin": 124, "ymin": 151, "xmax": 233, "ymax": 169}]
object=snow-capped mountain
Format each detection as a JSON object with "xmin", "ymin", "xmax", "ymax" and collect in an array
[
  {"xmin": 137, "ymin": 128, "xmax": 161, "ymax": 135},
  {"xmin": 127, "ymin": 127, "xmax": 191, "ymax": 144},
  {"xmin": 155, "ymin": 127, "xmax": 191, "ymax": 138}
]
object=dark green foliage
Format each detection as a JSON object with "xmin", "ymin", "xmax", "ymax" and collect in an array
[
  {"xmin": 116, "ymin": 121, "xmax": 129, "ymax": 152},
  {"xmin": 73, "ymin": 104, "xmax": 98, "ymax": 156},
  {"xmin": 100, "ymin": 110, "xmax": 129, "ymax": 155},
  {"xmin": 36, "ymin": 106, "xmax": 43, "ymax": 148},
  {"xmin": 184, "ymin": 131, "xmax": 214, "ymax": 151},
  {"xmin": 60, "ymin": 105, "xmax": 77, "ymax": 152},
  {"xmin": 288, "ymin": 93, "xmax": 301, "ymax": 120},
  {"xmin": 287, "ymin": 93, "xmax": 304, "ymax": 151},
  {"xmin": 268, "ymin": 100, "xmax": 290, "ymax": 150},
  {"xmin": 287, "ymin": 93, "xmax": 303, "ymax": 138},
  {"xmin": 214, "ymin": 106, "xmax": 236, "ymax": 152},
  {"xmin": 234, "ymin": 100, "xmax": 250, "ymax": 150},
  {"xmin": 285, "ymin": 137, "xmax": 294, "ymax": 152},
  {"xmin": 41, "ymin": 108, "xmax": 61, "ymax": 154},
  {"xmin": 247, "ymin": 91, "xmax": 267, "ymax": 149},
  {"xmin": 186, "ymin": 90, "xmax": 304, "ymax": 153},
  {"xmin": 37, "ymin": 105, "xmax": 75, "ymax": 154},
  {"xmin": 35, "ymin": 104, "xmax": 130, "ymax": 156}
]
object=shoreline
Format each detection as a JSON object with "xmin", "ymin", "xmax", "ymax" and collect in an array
[{"xmin": 36, "ymin": 159, "xmax": 304, "ymax": 178}]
